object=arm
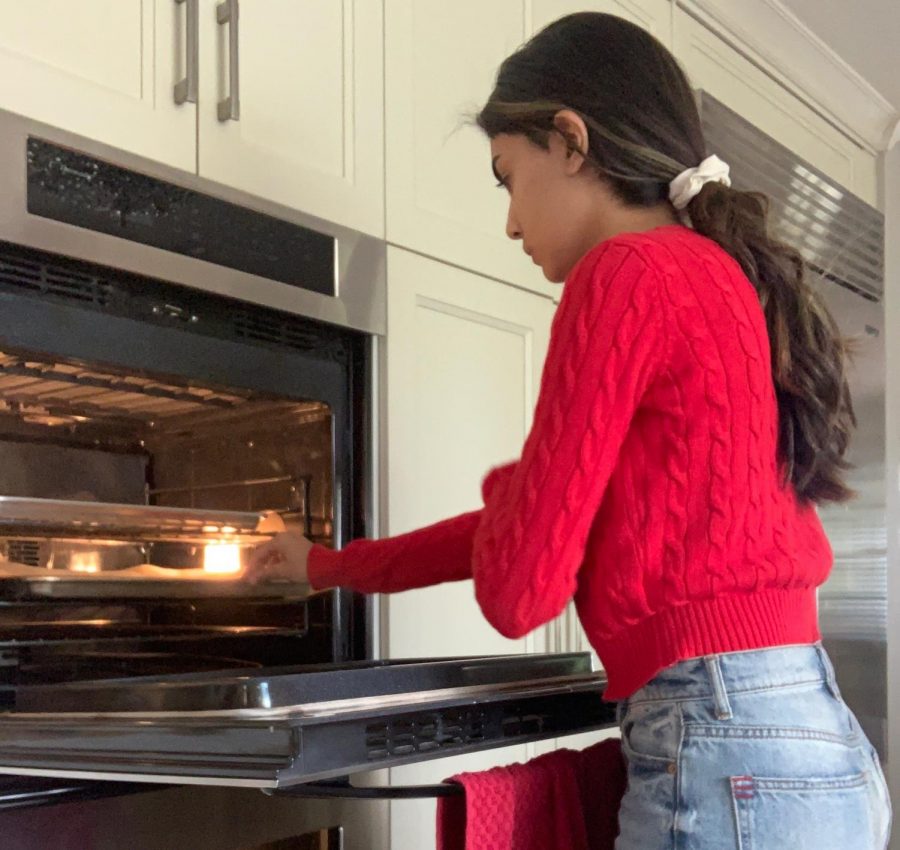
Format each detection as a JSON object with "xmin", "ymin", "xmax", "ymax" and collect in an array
[
  {"xmin": 471, "ymin": 242, "xmax": 666, "ymax": 638},
  {"xmin": 307, "ymin": 461, "xmax": 517, "ymax": 592}
]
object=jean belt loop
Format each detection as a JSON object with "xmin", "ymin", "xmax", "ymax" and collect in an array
[
  {"xmin": 704, "ymin": 655, "xmax": 733, "ymax": 720},
  {"xmin": 815, "ymin": 642, "xmax": 842, "ymax": 700}
]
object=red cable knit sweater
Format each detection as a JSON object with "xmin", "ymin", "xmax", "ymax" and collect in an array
[{"xmin": 308, "ymin": 225, "xmax": 833, "ymax": 699}]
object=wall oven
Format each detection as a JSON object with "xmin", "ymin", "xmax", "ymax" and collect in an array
[{"xmin": 0, "ymin": 110, "xmax": 612, "ymax": 849}]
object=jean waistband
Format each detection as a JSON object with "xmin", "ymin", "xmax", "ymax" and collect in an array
[{"xmin": 622, "ymin": 642, "xmax": 839, "ymax": 707}]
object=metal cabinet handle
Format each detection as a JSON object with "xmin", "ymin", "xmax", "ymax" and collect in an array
[
  {"xmin": 217, "ymin": 0, "xmax": 240, "ymax": 121},
  {"xmin": 173, "ymin": 0, "xmax": 198, "ymax": 104}
]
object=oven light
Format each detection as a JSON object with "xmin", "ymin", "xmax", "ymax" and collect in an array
[
  {"xmin": 69, "ymin": 553, "xmax": 100, "ymax": 573},
  {"xmin": 203, "ymin": 543, "xmax": 241, "ymax": 574}
]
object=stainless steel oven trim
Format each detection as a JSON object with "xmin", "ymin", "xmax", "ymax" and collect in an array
[
  {"xmin": 6, "ymin": 672, "xmax": 607, "ymax": 723},
  {"xmin": 368, "ymin": 332, "xmax": 385, "ymax": 662},
  {"xmin": 0, "ymin": 109, "xmax": 386, "ymax": 335},
  {"xmin": 0, "ymin": 767, "xmax": 272, "ymax": 789}
]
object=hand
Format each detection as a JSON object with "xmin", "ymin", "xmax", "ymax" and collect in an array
[{"xmin": 245, "ymin": 531, "xmax": 314, "ymax": 584}]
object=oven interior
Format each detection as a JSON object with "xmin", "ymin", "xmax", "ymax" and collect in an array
[
  {"xmin": 0, "ymin": 347, "xmax": 336, "ymax": 559},
  {"xmin": 0, "ymin": 346, "xmax": 357, "ymax": 697}
]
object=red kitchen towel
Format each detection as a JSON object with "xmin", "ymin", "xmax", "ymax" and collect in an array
[{"xmin": 436, "ymin": 737, "xmax": 625, "ymax": 850}]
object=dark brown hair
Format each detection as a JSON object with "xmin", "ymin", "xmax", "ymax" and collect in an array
[{"xmin": 477, "ymin": 12, "xmax": 855, "ymax": 504}]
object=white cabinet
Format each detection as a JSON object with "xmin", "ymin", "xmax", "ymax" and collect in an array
[
  {"xmin": 384, "ymin": 246, "xmax": 555, "ymax": 657},
  {"xmin": 673, "ymin": 10, "xmax": 879, "ymax": 205},
  {"xmin": 383, "ymin": 246, "xmax": 556, "ymax": 849},
  {"xmin": 531, "ymin": 0, "xmax": 673, "ymax": 47},
  {"xmin": 386, "ymin": 0, "xmax": 880, "ymax": 294},
  {"xmin": 0, "ymin": 0, "xmax": 384, "ymax": 234},
  {"xmin": 385, "ymin": 0, "xmax": 554, "ymax": 297},
  {"xmin": 198, "ymin": 0, "xmax": 385, "ymax": 237},
  {"xmin": 0, "ymin": 0, "xmax": 195, "ymax": 171},
  {"xmin": 384, "ymin": 0, "xmax": 673, "ymax": 295}
]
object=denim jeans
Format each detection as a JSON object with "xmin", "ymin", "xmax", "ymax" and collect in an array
[{"xmin": 614, "ymin": 643, "xmax": 891, "ymax": 849}]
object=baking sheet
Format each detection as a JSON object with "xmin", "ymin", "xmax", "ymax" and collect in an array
[{"xmin": 0, "ymin": 558, "xmax": 309, "ymax": 600}]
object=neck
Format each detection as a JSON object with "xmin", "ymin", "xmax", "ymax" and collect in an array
[{"xmin": 594, "ymin": 202, "xmax": 679, "ymax": 244}]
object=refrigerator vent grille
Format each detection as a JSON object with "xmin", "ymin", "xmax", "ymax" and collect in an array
[{"xmin": 698, "ymin": 92, "xmax": 884, "ymax": 302}]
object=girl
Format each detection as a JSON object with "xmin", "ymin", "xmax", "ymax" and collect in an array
[{"xmin": 249, "ymin": 13, "xmax": 891, "ymax": 849}]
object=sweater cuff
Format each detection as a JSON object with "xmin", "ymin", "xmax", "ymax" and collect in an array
[{"xmin": 307, "ymin": 544, "xmax": 343, "ymax": 590}]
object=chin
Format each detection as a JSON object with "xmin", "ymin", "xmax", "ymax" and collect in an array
[
  {"xmin": 536, "ymin": 255, "xmax": 574, "ymax": 284},
  {"xmin": 541, "ymin": 265, "xmax": 567, "ymax": 284}
]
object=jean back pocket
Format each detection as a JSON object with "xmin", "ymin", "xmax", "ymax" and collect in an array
[{"xmin": 730, "ymin": 771, "xmax": 880, "ymax": 850}]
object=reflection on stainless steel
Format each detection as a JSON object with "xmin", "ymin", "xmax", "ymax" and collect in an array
[{"xmin": 701, "ymin": 92, "xmax": 887, "ymax": 759}]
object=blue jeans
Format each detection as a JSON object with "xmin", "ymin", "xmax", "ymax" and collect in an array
[{"xmin": 614, "ymin": 643, "xmax": 891, "ymax": 849}]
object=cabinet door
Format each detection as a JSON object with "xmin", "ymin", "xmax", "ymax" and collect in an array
[
  {"xmin": 673, "ymin": 10, "xmax": 878, "ymax": 206},
  {"xmin": 384, "ymin": 246, "xmax": 556, "ymax": 849},
  {"xmin": 198, "ymin": 0, "xmax": 384, "ymax": 236},
  {"xmin": 385, "ymin": 0, "xmax": 554, "ymax": 297},
  {"xmin": 532, "ymin": 0, "xmax": 673, "ymax": 47},
  {"xmin": 0, "ymin": 0, "xmax": 195, "ymax": 170}
]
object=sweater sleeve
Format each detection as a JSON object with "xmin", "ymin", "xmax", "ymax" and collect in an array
[
  {"xmin": 471, "ymin": 242, "xmax": 666, "ymax": 638},
  {"xmin": 306, "ymin": 461, "xmax": 517, "ymax": 593}
]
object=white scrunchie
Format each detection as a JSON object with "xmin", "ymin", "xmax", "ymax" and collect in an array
[{"xmin": 668, "ymin": 154, "xmax": 732, "ymax": 210}]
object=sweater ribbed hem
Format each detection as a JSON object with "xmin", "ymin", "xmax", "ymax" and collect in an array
[{"xmin": 599, "ymin": 588, "xmax": 820, "ymax": 700}]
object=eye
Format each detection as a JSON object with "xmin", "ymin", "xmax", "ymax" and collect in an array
[{"xmin": 495, "ymin": 175, "xmax": 510, "ymax": 190}]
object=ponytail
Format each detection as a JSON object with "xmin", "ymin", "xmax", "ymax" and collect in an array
[{"xmin": 688, "ymin": 182, "xmax": 856, "ymax": 503}]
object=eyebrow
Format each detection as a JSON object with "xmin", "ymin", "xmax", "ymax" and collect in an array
[{"xmin": 491, "ymin": 155, "xmax": 503, "ymax": 183}]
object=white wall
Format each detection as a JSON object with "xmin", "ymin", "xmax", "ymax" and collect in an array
[{"xmin": 884, "ymin": 143, "xmax": 900, "ymax": 848}]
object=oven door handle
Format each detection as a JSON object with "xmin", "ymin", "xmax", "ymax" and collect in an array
[{"xmin": 267, "ymin": 777, "xmax": 463, "ymax": 800}]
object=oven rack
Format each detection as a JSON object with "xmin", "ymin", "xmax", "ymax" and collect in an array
[
  {"xmin": 0, "ymin": 351, "xmax": 331, "ymax": 431},
  {"xmin": 0, "ymin": 496, "xmax": 283, "ymax": 543},
  {"xmin": 0, "ymin": 352, "xmax": 248, "ymax": 424}
]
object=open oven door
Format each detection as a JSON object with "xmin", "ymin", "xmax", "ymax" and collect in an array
[{"xmin": 0, "ymin": 654, "xmax": 612, "ymax": 790}]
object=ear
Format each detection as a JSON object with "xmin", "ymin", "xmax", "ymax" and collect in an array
[{"xmin": 552, "ymin": 109, "xmax": 589, "ymax": 175}]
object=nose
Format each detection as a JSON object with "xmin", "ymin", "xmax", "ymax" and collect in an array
[{"xmin": 505, "ymin": 206, "xmax": 522, "ymax": 241}]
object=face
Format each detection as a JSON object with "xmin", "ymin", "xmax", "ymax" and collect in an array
[{"xmin": 490, "ymin": 123, "xmax": 613, "ymax": 283}]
